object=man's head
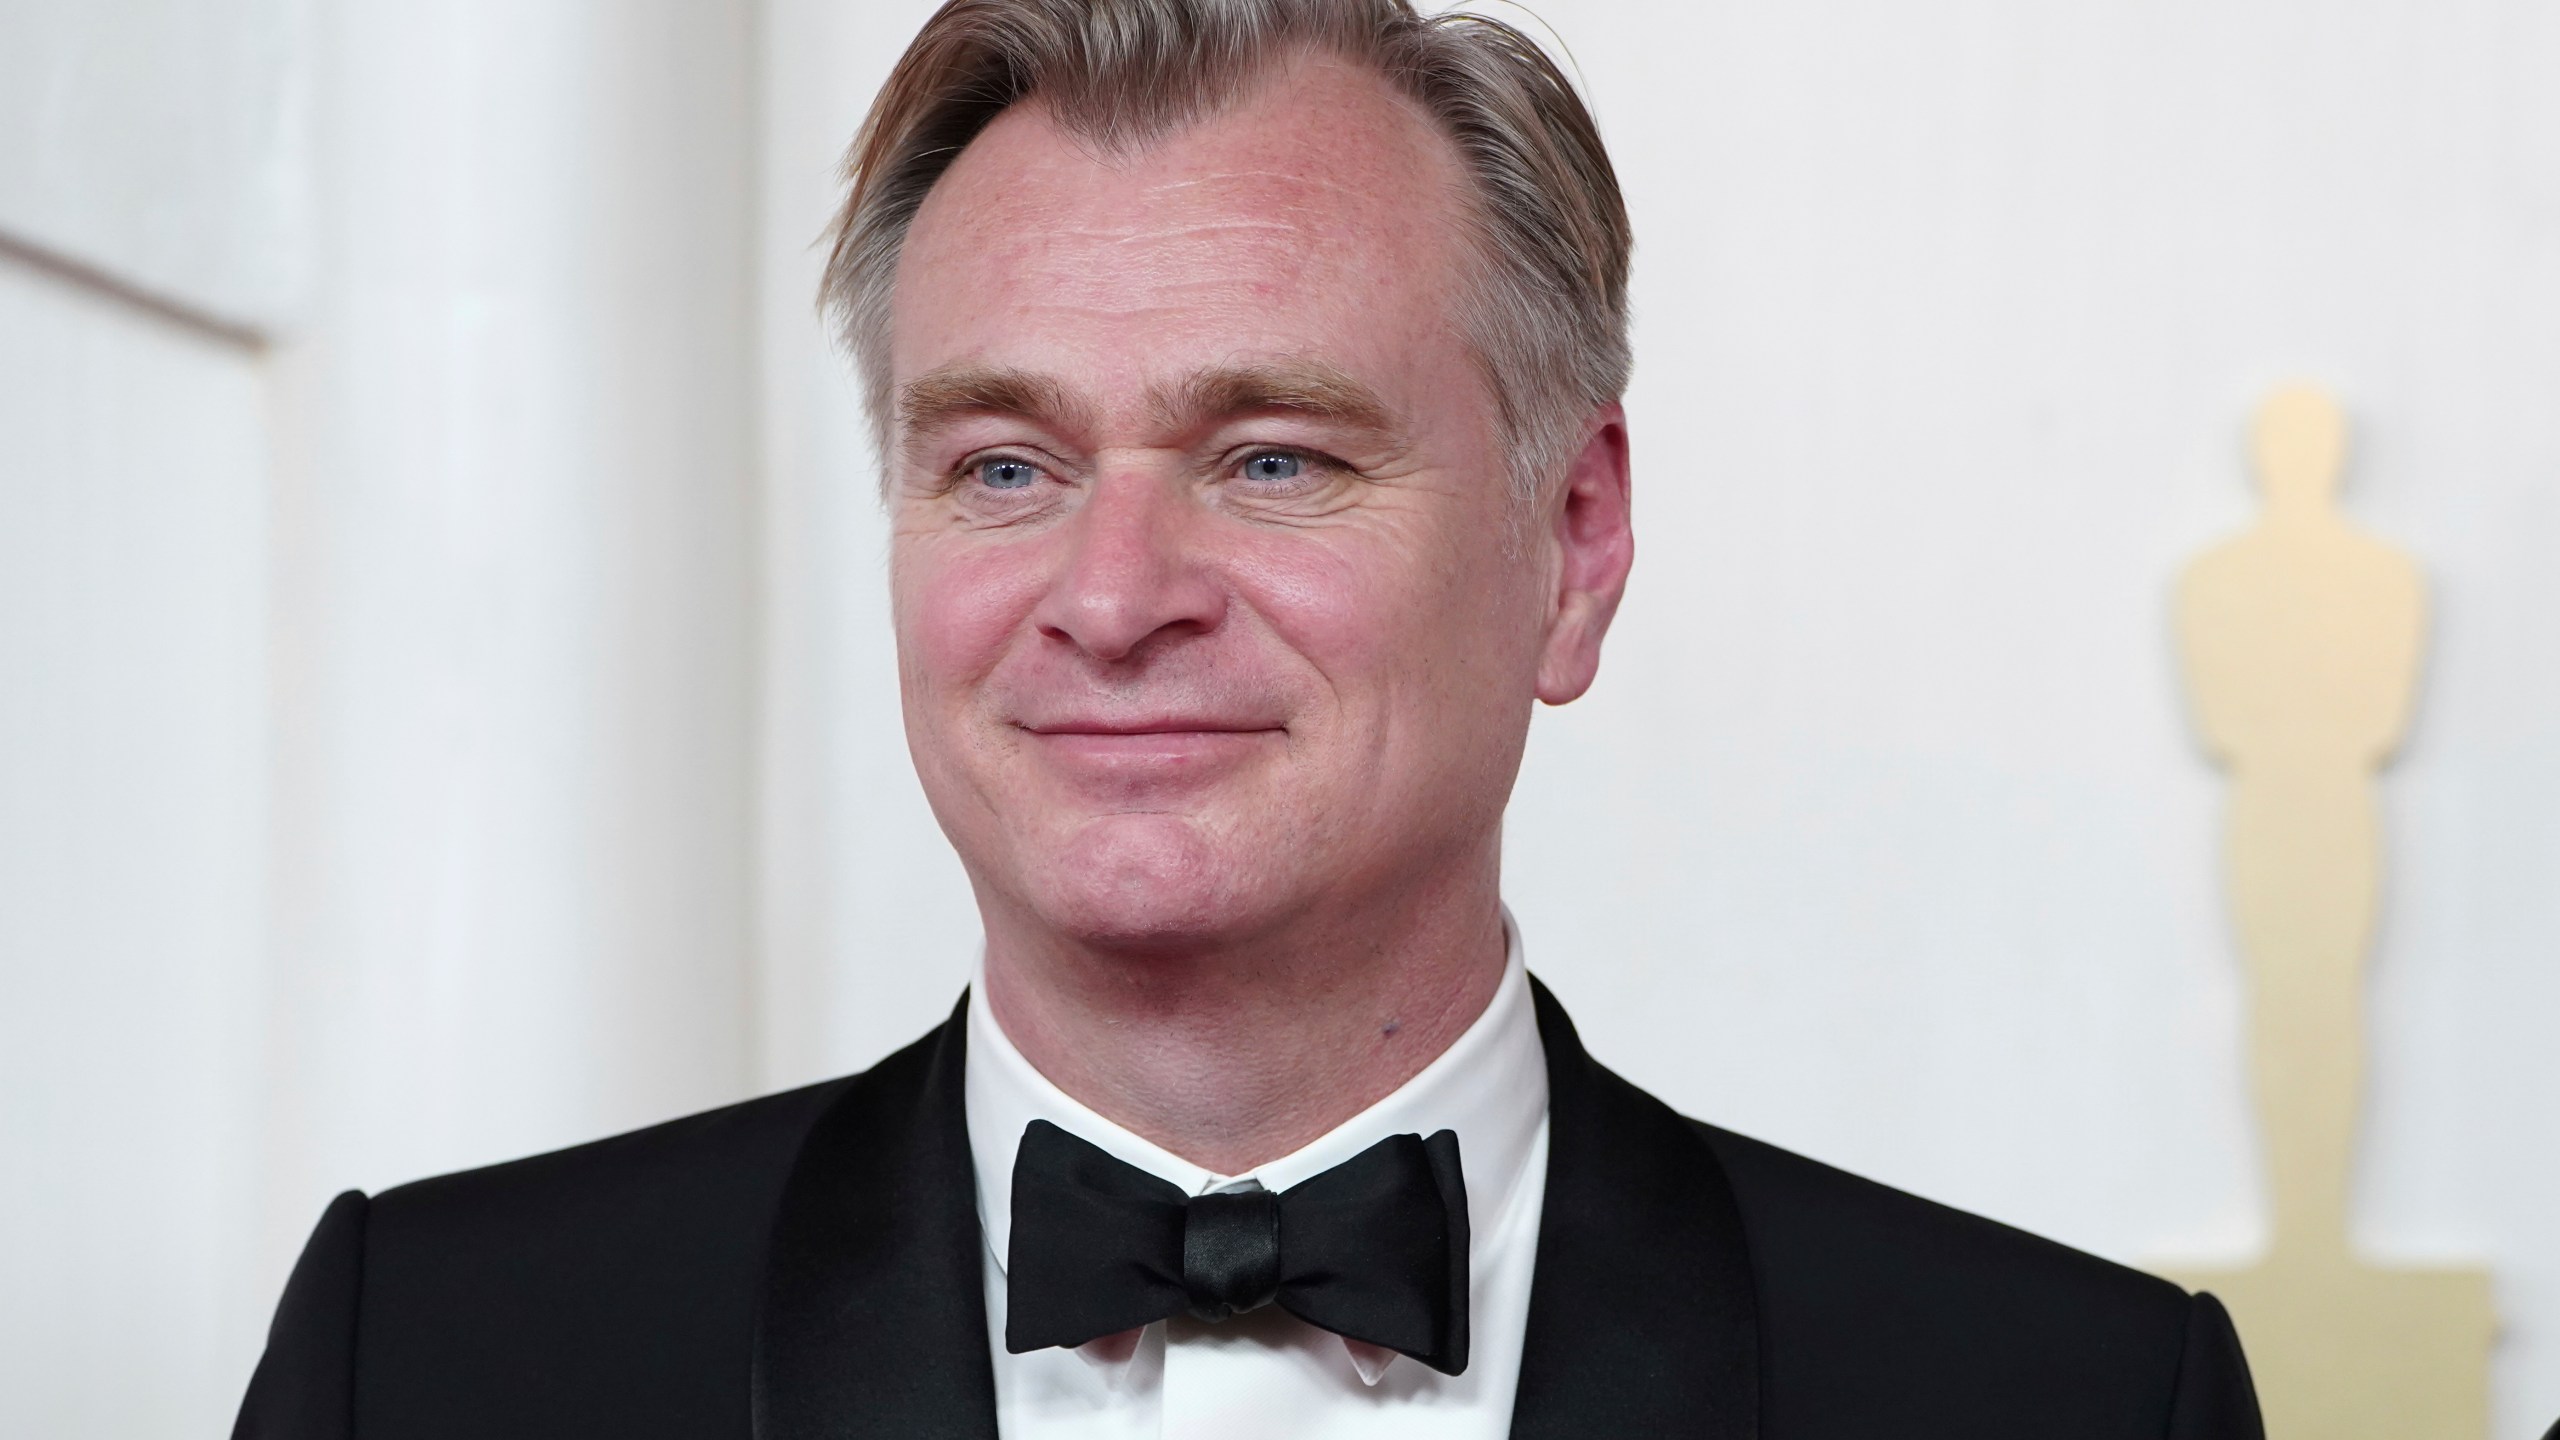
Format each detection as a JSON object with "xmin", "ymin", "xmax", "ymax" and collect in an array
[{"xmin": 828, "ymin": 0, "xmax": 1635, "ymax": 956}]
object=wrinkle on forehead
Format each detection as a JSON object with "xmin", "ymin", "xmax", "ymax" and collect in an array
[
  {"xmin": 1006, "ymin": 159, "xmax": 1436, "ymax": 253},
  {"xmin": 1069, "ymin": 217, "xmax": 1312, "ymax": 248},
  {"xmin": 1137, "ymin": 167, "xmax": 1427, "ymax": 201}
]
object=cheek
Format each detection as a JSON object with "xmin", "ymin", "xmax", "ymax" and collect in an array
[
  {"xmin": 892, "ymin": 537, "xmax": 1047, "ymax": 702},
  {"xmin": 1233, "ymin": 518, "xmax": 1527, "ymax": 717},
  {"xmin": 1230, "ymin": 535, "xmax": 1412, "ymax": 692}
]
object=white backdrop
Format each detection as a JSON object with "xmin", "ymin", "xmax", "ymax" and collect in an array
[
  {"xmin": 1, "ymin": 1, "xmax": 759, "ymax": 1434},
  {"xmin": 5, "ymin": 2, "xmax": 2556, "ymax": 1436}
]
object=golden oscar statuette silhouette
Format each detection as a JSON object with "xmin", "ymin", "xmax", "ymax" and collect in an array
[{"xmin": 2160, "ymin": 386, "xmax": 2494, "ymax": 1437}]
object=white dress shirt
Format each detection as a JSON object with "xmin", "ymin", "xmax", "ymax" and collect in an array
[{"xmin": 964, "ymin": 917, "xmax": 1551, "ymax": 1440}]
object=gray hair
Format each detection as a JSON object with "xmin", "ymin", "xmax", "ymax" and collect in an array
[{"xmin": 820, "ymin": 0, "xmax": 1631, "ymax": 501}]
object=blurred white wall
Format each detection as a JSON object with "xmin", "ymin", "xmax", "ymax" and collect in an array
[
  {"xmin": 3, "ymin": 1, "xmax": 2556, "ymax": 1436},
  {"xmin": 0, "ymin": 0, "xmax": 310, "ymax": 331},
  {"xmin": 1, "ymin": 6, "xmax": 302, "ymax": 1432},
  {"xmin": 2, "ymin": 0, "xmax": 755, "ymax": 1434},
  {"xmin": 0, "ymin": 243, "xmax": 275, "ymax": 1440},
  {"xmin": 258, "ymin": 0, "xmax": 758, "ymax": 1252}
]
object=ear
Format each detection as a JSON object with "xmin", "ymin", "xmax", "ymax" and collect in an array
[{"xmin": 1535, "ymin": 403, "xmax": 1634, "ymax": 705}]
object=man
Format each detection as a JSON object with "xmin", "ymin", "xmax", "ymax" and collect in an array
[{"xmin": 236, "ymin": 2, "xmax": 2262, "ymax": 1436}]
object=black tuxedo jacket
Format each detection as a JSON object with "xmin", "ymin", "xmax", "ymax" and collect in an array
[{"xmin": 236, "ymin": 980, "xmax": 2260, "ymax": 1439}]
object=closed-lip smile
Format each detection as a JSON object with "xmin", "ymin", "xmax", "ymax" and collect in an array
[
  {"xmin": 1014, "ymin": 719, "xmax": 1284, "ymax": 775},
  {"xmin": 1017, "ymin": 713, "xmax": 1283, "ymax": 737}
]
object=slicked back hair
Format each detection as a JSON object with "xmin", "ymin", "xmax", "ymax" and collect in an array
[{"xmin": 821, "ymin": 0, "xmax": 1631, "ymax": 502}]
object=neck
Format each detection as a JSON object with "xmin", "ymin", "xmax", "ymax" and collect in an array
[
  {"xmin": 976, "ymin": 856, "xmax": 1510, "ymax": 1175},
  {"xmin": 2263, "ymin": 489, "xmax": 2336, "ymax": 529}
]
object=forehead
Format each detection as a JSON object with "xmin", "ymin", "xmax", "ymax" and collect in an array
[{"xmin": 890, "ymin": 54, "xmax": 1475, "ymax": 405}]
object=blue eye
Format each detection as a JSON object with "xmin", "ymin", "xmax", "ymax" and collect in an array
[
  {"xmin": 976, "ymin": 458, "xmax": 1041, "ymax": 490},
  {"xmin": 1241, "ymin": 452, "xmax": 1304, "ymax": 484}
]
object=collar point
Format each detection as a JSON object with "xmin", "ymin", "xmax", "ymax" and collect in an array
[{"xmin": 1344, "ymin": 1338, "xmax": 1398, "ymax": 1386}]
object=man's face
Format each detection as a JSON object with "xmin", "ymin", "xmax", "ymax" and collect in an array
[{"xmin": 888, "ymin": 55, "xmax": 1603, "ymax": 952}]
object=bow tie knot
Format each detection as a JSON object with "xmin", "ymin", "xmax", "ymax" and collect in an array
[
  {"xmin": 1005, "ymin": 1119, "xmax": 1473, "ymax": 1375},
  {"xmin": 1182, "ymin": 1188, "xmax": 1282, "ymax": 1321}
]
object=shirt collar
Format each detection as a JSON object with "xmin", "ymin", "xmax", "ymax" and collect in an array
[{"xmin": 964, "ymin": 908, "xmax": 1550, "ymax": 1284}]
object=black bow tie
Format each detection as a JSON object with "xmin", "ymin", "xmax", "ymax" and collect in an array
[{"xmin": 1003, "ymin": 1118, "xmax": 1472, "ymax": 1376}]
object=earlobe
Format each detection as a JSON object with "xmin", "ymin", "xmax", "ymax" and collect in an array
[{"xmin": 1534, "ymin": 405, "xmax": 1634, "ymax": 706}]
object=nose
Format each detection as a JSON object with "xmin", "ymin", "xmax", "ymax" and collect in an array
[{"xmin": 1030, "ymin": 465, "xmax": 1226, "ymax": 662}]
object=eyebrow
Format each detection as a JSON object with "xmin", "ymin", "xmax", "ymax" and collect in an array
[
  {"xmin": 895, "ymin": 359, "xmax": 1403, "ymax": 451},
  {"xmin": 897, "ymin": 366, "xmax": 1095, "ymax": 440},
  {"xmin": 1151, "ymin": 361, "xmax": 1399, "ymax": 441}
]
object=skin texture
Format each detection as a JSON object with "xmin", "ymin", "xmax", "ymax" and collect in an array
[{"xmin": 888, "ymin": 52, "xmax": 1633, "ymax": 1172}]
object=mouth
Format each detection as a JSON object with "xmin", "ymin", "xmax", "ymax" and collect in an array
[
  {"xmin": 1013, "ymin": 712, "xmax": 1290, "ymax": 732},
  {"xmin": 1013, "ymin": 718, "xmax": 1284, "ymax": 775},
  {"xmin": 1019, "ymin": 720, "xmax": 1281, "ymax": 737}
]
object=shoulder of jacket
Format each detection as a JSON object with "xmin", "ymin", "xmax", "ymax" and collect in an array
[
  {"xmin": 1689, "ymin": 1116, "xmax": 2191, "ymax": 1335},
  {"xmin": 369, "ymin": 1073, "xmax": 857, "ymax": 1229}
]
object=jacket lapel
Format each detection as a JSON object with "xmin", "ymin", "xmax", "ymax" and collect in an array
[
  {"xmin": 1510, "ymin": 977, "xmax": 1761, "ymax": 1439},
  {"xmin": 754, "ymin": 996, "xmax": 999, "ymax": 1440}
]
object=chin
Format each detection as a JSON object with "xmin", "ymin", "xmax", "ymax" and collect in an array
[{"xmin": 1020, "ymin": 811, "xmax": 1289, "ymax": 953}]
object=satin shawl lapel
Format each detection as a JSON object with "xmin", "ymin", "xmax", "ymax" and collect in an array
[
  {"xmin": 1509, "ymin": 978, "xmax": 1760, "ymax": 1440},
  {"xmin": 754, "ymin": 996, "xmax": 998, "ymax": 1440}
]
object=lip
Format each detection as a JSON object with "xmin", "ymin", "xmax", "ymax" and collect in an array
[
  {"xmin": 1024, "ymin": 722, "xmax": 1274, "ymax": 732},
  {"xmin": 1015, "ymin": 720, "xmax": 1283, "ymax": 776},
  {"xmin": 1018, "ymin": 720, "xmax": 1280, "ymax": 737}
]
